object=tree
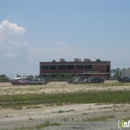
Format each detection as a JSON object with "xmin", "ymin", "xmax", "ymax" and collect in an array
[
  {"xmin": 111, "ymin": 68, "xmax": 121, "ymax": 78},
  {"xmin": 0, "ymin": 74, "xmax": 9, "ymax": 82},
  {"xmin": 16, "ymin": 74, "xmax": 21, "ymax": 77},
  {"xmin": 0, "ymin": 74, "xmax": 7, "ymax": 78}
]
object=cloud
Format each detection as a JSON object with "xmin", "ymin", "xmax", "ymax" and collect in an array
[
  {"xmin": 0, "ymin": 20, "xmax": 26, "ymax": 34},
  {"xmin": 0, "ymin": 20, "xmax": 28, "ymax": 64}
]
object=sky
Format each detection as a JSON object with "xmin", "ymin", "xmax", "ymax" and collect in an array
[{"xmin": 0, "ymin": 0, "xmax": 130, "ymax": 78}]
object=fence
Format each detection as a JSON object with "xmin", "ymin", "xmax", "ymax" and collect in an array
[{"xmin": 0, "ymin": 78, "xmax": 10, "ymax": 82}]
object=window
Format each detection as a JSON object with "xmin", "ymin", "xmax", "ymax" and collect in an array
[
  {"xmin": 67, "ymin": 65, "xmax": 74, "ymax": 69},
  {"xmin": 85, "ymin": 65, "xmax": 92, "ymax": 69},
  {"xmin": 76, "ymin": 65, "xmax": 84, "ymax": 69},
  {"xmin": 50, "ymin": 65, "xmax": 57, "ymax": 69},
  {"xmin": 85, "ymin": 74, "xmax": 91, "ymax": 77},
  {"xmin": 58, "ymin": 65, "xmax": 66, "ymax": 69},
  {"xmin": 107, "ymin": 65, "xmax": 110, "ymax": 72},
  {"xmin": 41, "ymin": 66, "xmax": 48, "ymax": 69}
]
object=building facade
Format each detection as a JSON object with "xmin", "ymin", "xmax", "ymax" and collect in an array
[
  {"xmin": 40, "ymin": 58, "xmax": 111, "ymax": 79},
  {"xmin": 120, "ymin": 69, "xmax": 130, "ymax": 78}
]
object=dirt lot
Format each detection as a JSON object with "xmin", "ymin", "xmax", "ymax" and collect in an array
[
  {"xmin": 0, "ymin": 103, "xmax": 130, "ymax": 130},
  {"xmin": 0, "ymin": 81, "xmax": 130, "ymax": 95},
  {"xmin": 0, "ymin": 81, "xmax": 130, "ymax": 130}
]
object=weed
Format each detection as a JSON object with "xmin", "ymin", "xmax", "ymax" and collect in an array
[
  {"xmin": 36, "ymin": 122, "xmax": 60, "ymax": 129},
  {"xmin": 1, "ymin": 90, "xmax": 130, "ymax": 105},
  {"xmin": 26, "ymin": 106, "xmax": 32, "ymax": 109},
  {"xmin": 32, "ymin": 106, "xmax": 42, "ymax": 109},
  {"xmin": 56, "ymin": 102, "xmax": 63, "ymax": 106},
  {"xmin": 13, "ymin": 106, "xmax": 22, "ymax": 110},
  {"xmin": 89, "ymin": 105, "xmax": 91, "ymax": 110},
  {"xmin": 29, "ymin": 117, "xmax": 33, "ymax": 120},
  {"xmin": 61, "ymin": 118, "xmax": 68, "ymax": 122},
  {"xmin": 81, "ymin": 113, "xmax": 87, "ymax": 115},
  {"xmin": 85, "ymin": 115, "xmax": 115, "ymax": 122},
  {"xmin": 54, "ymin": 109, "xmax": 74, "ymax": 113},
  {"xmin": 98, "ymin": 107, "xmax": 112, "ymax": 109}
]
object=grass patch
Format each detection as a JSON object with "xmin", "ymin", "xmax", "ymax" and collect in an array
[
  {"xmin": 32, "ymin": 106, "xmax": 42, "ymax": 109},
  {"xmin": 13, "ymin": 106, "xmax": 23, "ymax": 110},
  {"xmin": 53, "ymin": 109, "xmax": 74, "ymax": 113},
  {"xmin": 1, "ymin": 90, "xmax": 130, "ymax": 105},
  {"xmin": 26, "ymin": 106, "xmax": 32, "ymax": 109},
  {"xmin": 81, "ymin": 113, "xmax": 88, "ymax": 115},
  {"xmin": 55, "ymin": 102, "xmax": 63, "ymax": 106},
  {"xmin": 29, "ymin": 117, "xmax": 33, "ymax": 120},
  {"xmin": 36, "ymin": 122, "xmax": 60, "ymax": 129},
  {"xmin": 95, "ymin": 103, "xmax": 104, "ymax": 105},
  {"xmin": 6, "ymin": 122, "xmax": 60, "ymax": 130},
  {"xmin": 85, "ymin": 115, "xmax": 115, "ymax": 122},
  {"xmin": 98, "ymin": 107, "xmax": 112, "ymax": 109}
]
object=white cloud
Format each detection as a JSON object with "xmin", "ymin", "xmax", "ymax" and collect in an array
[
  {"xmin": 0, "ymin": 20, "xmax": 28, "ymax": 63},
  {"xmin": 8, "ymin": 40, "xmax": 21, "ymax": 47},
  {"xmin": 0, "ymin": 20, "xmax": 26, "ymax": 34}
]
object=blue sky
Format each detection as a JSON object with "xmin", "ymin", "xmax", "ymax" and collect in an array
[{"xmin": 0, "ymin": 0, "xmax": 130, "ymax": 77}]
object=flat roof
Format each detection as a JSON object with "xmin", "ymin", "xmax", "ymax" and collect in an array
[{"xmin": 40, "ymin": 61, "xmax": 110, "ymax": 64}]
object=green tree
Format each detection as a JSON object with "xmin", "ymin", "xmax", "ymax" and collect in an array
[
  {"xmin": 0, "ymin": 74, "xmax": 7, "ymax": 78},
  {"xmin": 0, "ymin": 74, "xmax": 9, "ymax": 82},
  {"xmin": 111, "ymin": 68, "xmax": 121, "ymax": 78},
  {"xmin": 16, "ymin": 74, "xmax": 21, "ymax": 77}
]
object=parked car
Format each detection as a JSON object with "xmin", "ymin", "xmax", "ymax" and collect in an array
[
  {"xmin": 38, "ymin": 78, "xmax": 49, "ymax": 84},
  {"xmin": 11, "ymin": 79, "xmax": 20, "ymax": 85},
  {"xmin": 27, "ymin": 78, "xmax": 49, "ymax": 85},
  {"xmin": 118, "ymin": 77, "xmax": 130, "ymax": 82},
  {"xmin": 68, "ymin": 77, "xmax": 79, "ymax": 83},
  {"xmin": 11, "ymin": 77, "xmax": 49, "ymax": 85},
  {"xmin": 73, "ymin": 77, "xmax": 88, "ymax": 84},
  {"xmin": 11, "ymin": 78, "xmax": 28, "ymax": 85},
  {"xmin": 87, "ymin": 77, "xmax": 104, "ymax": 83}
]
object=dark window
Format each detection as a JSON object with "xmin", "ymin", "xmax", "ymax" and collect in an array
[
  {"xmin": 41, "ymin": 66, "xmax": 48, "ymax": 69},
  {"xmin": 58, "ymin": 65, "xmax": 66, "ymax": 69},
  {"xmin": 76, "ymin": 65, "xmax": 84, "ymax": 69},
  {"xmin": 107, "ymin": 65, "xmax": 110, "ymax": 72},
  {"xmin": 50, "ymin": 65, "xmax": 57, "ymax": 69},
  {"xmin": 107, "ymin": 74, "xmax": 109, "ymax": 80},
  {"xmin": 85, "ymin": 65, "xmax": 92, "ymax": 69},
  {"xmin": 67, "ymin": 65, "xmax": 74, "ymax": 69},
  {"xmin": 85, "ymin": 74, "xmax": 91, "ymax": 77}
]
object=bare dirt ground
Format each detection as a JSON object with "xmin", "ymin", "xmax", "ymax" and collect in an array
[
  {"xmin": 0, "ymin": 81, "xmax": 130, "ymax": 130},
  {"xmin": 0, "ymin": 103, "xmax": 130, "ymax": 130},
  {"xmin": 0, "ymin": 81, "xmax": 130, "ymax": 95}
]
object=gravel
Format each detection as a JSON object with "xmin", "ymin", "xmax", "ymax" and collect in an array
[{"xmin": 0, "ymin": 103, "xmax": 130, "ymax": 130}]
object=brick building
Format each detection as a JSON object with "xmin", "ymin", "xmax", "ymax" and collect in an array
[{"xmin": 40, "ymin": 58, "xmax": 111, "ymax": 79}]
